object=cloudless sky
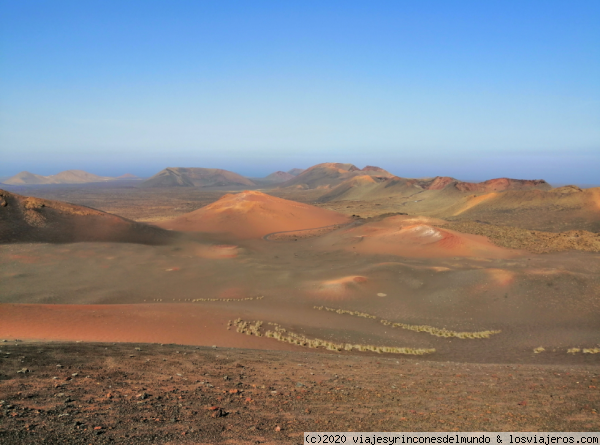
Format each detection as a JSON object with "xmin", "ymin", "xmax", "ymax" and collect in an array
[{"xmin": 1, "ymin": 0, "xmax": 599, "ymax": 183}]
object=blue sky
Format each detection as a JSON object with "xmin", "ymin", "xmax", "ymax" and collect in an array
[{"xmin": 1, "ymin": 0, "xmax": 599, "ymax": 183}]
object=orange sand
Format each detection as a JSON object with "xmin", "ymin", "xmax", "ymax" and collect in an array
[
  {"xmin": 326, "ymin": 215, "xmax": 520, "ymax": 259},
  {"xmin": 157, "ymin": 190, "xmax": 350, "ymax": 239},
  {"xmin": 0, "ymin": 304, "xmax": 299, "ymax": 351}
]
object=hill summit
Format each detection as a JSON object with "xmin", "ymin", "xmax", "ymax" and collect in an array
[
  {"xmin": 280, "ymin": 163, "xmax": 394, "ymax": 189},
  {"xmin": 157, "ymin": 190, "xmax": 350, "ymax": 239},
  {"xmin": 141, "ymin": 167, "xmax": 256, "ymax": 188}
]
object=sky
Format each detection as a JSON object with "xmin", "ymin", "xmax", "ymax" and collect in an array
[{"xmin": 1, "ymin": 0, "xmax": 599, "ymax": 183}]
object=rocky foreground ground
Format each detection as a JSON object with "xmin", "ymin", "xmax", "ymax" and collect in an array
[{"xmin": 0, "ymin": 342, "xmax": 599, "ymax": 444}]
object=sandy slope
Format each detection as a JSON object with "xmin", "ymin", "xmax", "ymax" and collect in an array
[
  {"xmin": 0, "ymin": 189, "xmax": 174, "ymax": 244},
  {"xmin": 157, "ymin": 190, "xmax": 350, "ymax": 239},
  {"xmin": 319, "ymin": 215, "xmax": 520, "ymax": 258},
  {"xmin": 318, "ymin": 185, "xmax": 600, "ymax": 232}
]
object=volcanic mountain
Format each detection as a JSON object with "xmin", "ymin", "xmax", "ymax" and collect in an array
[
  {"xmin": 317, "ymin": 175, "xmax": 417, "ymax": 202},
  {"xmin": 263, "ymin": 171, "xmax": 295, "ymax": 183},
  {"xmin": 287, "ymin": 168, "xmax": 304, "ymax": 176},
  {"xmin": 141, "ymin": 167, "xmax": 256, "ymax": 188},
  {"xmin": 3, "ymin": 170, "xmax": 114, "ymax": 185},
  {"xmin": 422, "ymin": 176, "xmax": 551, "ymax": 192},
  {"xmin": 279, "ymin": 163, "xmax": 395, "ymax": 189},
  {"xmin": 317, "ymin": 175, "xmax": 552, "ymax": 203},
  {"xmin": 157, "ymin": 190, "xmax": 350, "ymax": 239},
  {"xmin": 0, "ymin": 189, "xmax": 174, "ymax": 244}
]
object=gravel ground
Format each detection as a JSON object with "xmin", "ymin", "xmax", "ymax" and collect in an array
[{"xmin": 1, "ymin": 342, "xmax": 599, "ymax": 444}]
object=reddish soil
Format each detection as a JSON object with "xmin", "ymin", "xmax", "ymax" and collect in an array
[
  {"xmin": 1, "ymin": 181, "xmax": 599, "ymax": 443},
  {"xmin": 0, "ymin": 342, "xmax": 598, "ymax": 445},
  {"xmin": 319, "ymin": 215, "xmax": 521, "ymax": 259},
  {"xmin": 0, "ymin": 304, "xmax": 296, "ymax": 352},
  {"xmin": 157, "ymin": 191, "xmax": 350, "ymax": 239}
]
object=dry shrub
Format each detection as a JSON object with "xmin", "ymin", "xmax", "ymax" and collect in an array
[
  {"xmin": 583, "ymin": 348, "xmax": 600, "ymax": 354},
  {"xmin": 381, "ymin": 319, "xmax": 501, "ymax": 339},
  {"xmin": 313, "ymin": 306, "xmax": 376, "ymax": 319},
  {"xmin": 193, "ymin": 296, "xmax": 264, "ymax": 303},
  {"xmin": 312, "ymin": 305, "xmax": 500, "ymax": 339},
  {"xmin": 230, "ymin": 319, "xmax": 434, "ymax": 356}
]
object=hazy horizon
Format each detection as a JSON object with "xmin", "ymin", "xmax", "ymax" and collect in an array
[
  {"xmin": 1, "ymin": 162, "xmax": 599, "ymax": 188},
  {"xmin": 1, "ymin": 1, "xmax": 599, "ymax": 184}
]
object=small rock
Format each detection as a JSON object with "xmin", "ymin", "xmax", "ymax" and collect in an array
[
  {"xmin": 71, "ymin": 373, "xmax": 78, "ymax": 377},
  {"xmin": 377, "ymin": 293, "xmax": 387, "ymax": 297},
  {"xmin": 210, "ymin": 408, "xmax": 227, "ymax": 418},
  {"xmin": 16, "ymin": 368, "xmax": 29, "ymax": 374},
  {"xmin": 137, "ymin": 392, "xmax": 148, "ymax": 400},
  {"xmin": 275, "ymin": 425, "xmax": 281, "ymax": 432}
]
